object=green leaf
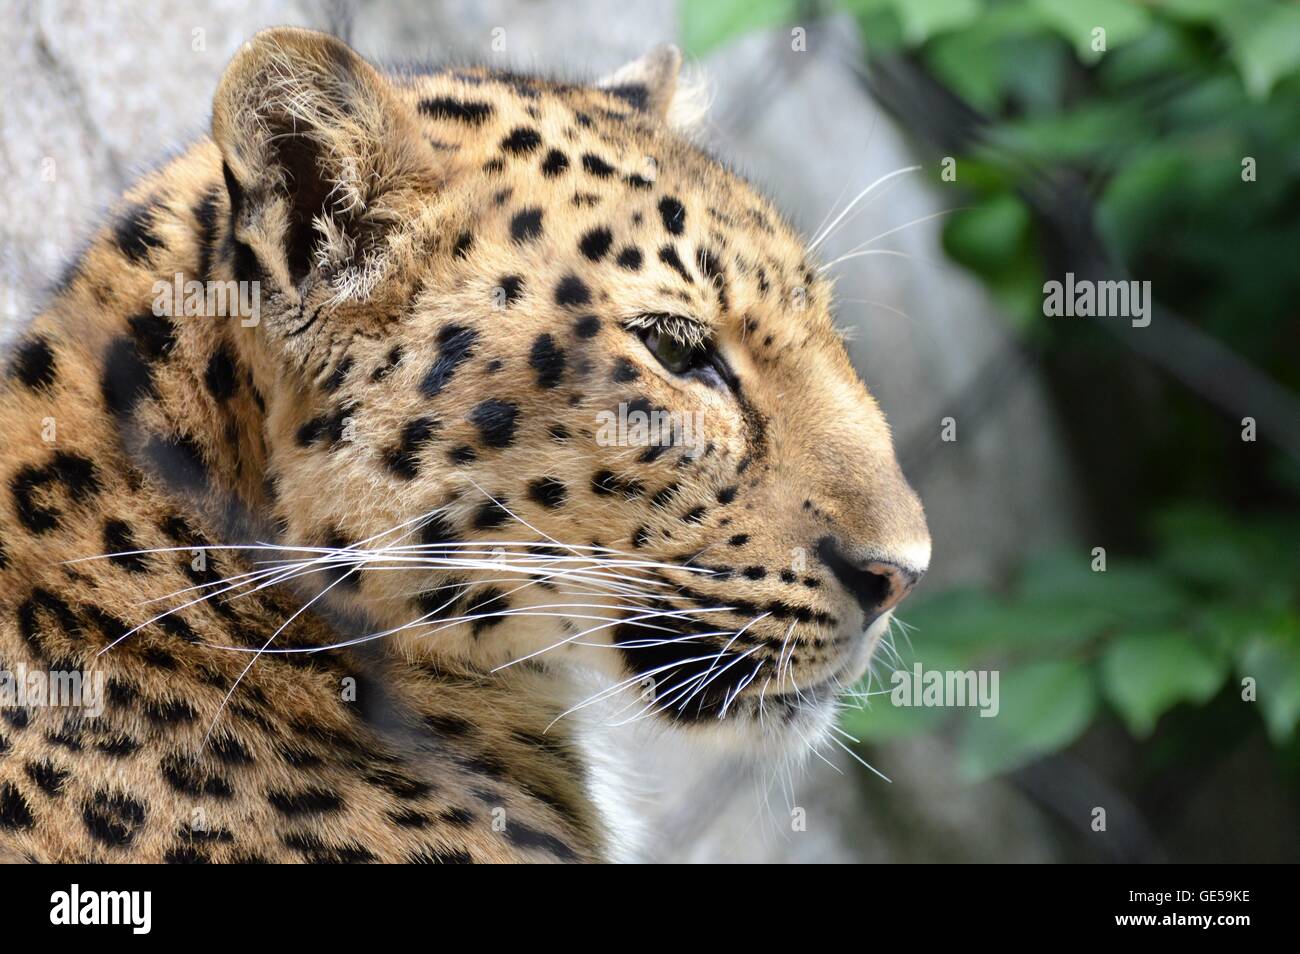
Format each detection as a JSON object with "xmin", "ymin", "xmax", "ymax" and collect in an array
[
  {"xmin": 958, "ymin": 660, "xmax": 1095, "ymax": 779},
  {"xmin": 902, "ymin": 572, "xmax": 1114, "ymax": 659},
  {"xmin": 1029, "ymin": 0, "xmax": 1151, "ymax": 63},
  {"xmin": 1239, "ymin": 639, "xmax": 1300, "ymax": 742},
  {"xmin": 892, "ymin": 0, "xmax": 984, "ymax": 46},
  {"xmin": 839, "ymin": 692, "xmax": 951, "ymax": 741},
  {"xmin": 679, "ymin": 0, "xmax": 799, "ymax": 57},
  {"xmin": 1097, "ymin": 18, "xmax": 1205, "ymax": 90},
  {"xmin": 1101, "ymin": 632, "xmax": 1227, "ymax": 737},
  {"xmin": 1157, "ymin": 0, "xmax": 1235, "ymax": 24},
  {"xmin": 941, "ymin": 192, "xmax": 1048, "ymax": 333},
  {"xmin": 921, "ymin": 9, "xmax": 1064, "ymax": 112},
  {"xmin": 1011, "ymin": 555, "xmax": 1186, "ymax": 629},
  {"xmin": 840, "ymin": 642, "xmax": 969, "ymax": 741},
  {"xmin": 1082, "ymin": 564, "xmax": 1189, "ymax": 624},
  {"xmin": 1219, "ymin": 1, "xmax": 1300, "ymax": 98},
  {"xmin": 1196, "ymin": 603, "xmax": 1294, "ymax": 657},
  {"xmin": 978, "ymin": 601, "xmax": 1115, "ymax": 651},
  {"xmin": 1097, "ymin": 147, "xmax": 1195, "ymax": 261},
  {"xmin": 923, "ymin": 32, "xmax": 1005, "ymax": 112},
  {"xmin": 998, "ymin": 33, "xmax": 1071, "ymax": 115},
  {"xmin": 984, "ymin": 254, "xmax": 1051, "ymax": 335},
  {"xmin": 893, "ymin": 588, "xmax": 1007, "ymax": 657},
  {"xmin": 1151, "ymin": 505, "xmax": 1298, "ymax": 594},
  {"xmin": 846, "ymin": 0, "xmax": 988, "ymax": 50},
  {"xmin": 990, "ymin": 101, "xmax": 1146, "ymax": 163},
  {"xmin": 942, "ymin": 193, "xmax": 1031, "ymax": 274},
  {"xmin": 1016, "ymin": 550, "xmax": 1111, "ymax": 608},
  {"xmin": 847, "ymin": 0, "xmax": 907, "ymax": 53}
]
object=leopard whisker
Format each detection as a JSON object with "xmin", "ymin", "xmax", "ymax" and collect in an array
[
  {"xmin": 134, "ymin": 559, "xmax": 314, "ymax": 608},
  {"xmin": 818, "ymin": 207, "xmax": 962, "ymax": 272},
  {"xmin": 460, "ymin": 474, "xmax": 585, "ymax": 559},
  {"xmin": 793, "ymin": 719, "xmax": 843, "ymax": 776},
  {"xmin": 719, "ymin": 657, "xmax": 766, "ymax": 718},
  {"xmin": 807, "ymin": 165, "xmax": 920, "ymax": 252},
  {"xmin": 665, "ymin": 613, "xmax": 768, "ymax": 713},
  {"xmin": 202, "ymin": 566, "xmax": 356, "ymax": 749},
  {"xmin": 316, "ymin": 556, "xmax": 679, "ymax": 600},
  {"xmin": 775, "ymin": 621, "xmax": 798, "ymax": 691},
  {"xmin": 209, "ymin": 602, "xmax": 725, "ymax": 656},
  {"xmin": 95, "ymin": 550, "xmax": 343, "ymax": 657},
  {"xmin": 615, "ymin": 625, "xmax": 760, "ymax": 722},
  {"xmin": 549, "ymin": 646, "xmax": 749, "ymax": 729},
  {"xmin": 819, "ymin": 248, "xmax": 917, "ymax": 272},
  {"xmin": 491, "ymin": 604, "xmax": 740, "ymax": 672},
  {"xmin": 622, "ymin": 644, "xmax": 763, "ymax": 726},
  {"xmin": 827, "ymin": 729, "xmax": 891, "ymax": 784}
]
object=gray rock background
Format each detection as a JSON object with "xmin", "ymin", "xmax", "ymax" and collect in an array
[{"xmin": 1, "ymin": 0, "xmax": 1079, "ymax": 861}]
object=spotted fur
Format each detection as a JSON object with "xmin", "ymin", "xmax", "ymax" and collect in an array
[{"xmin": 0, "ymin": 28, "xmax": 928, "ymax": 863}]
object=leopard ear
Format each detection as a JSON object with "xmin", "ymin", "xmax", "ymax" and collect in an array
[
  {"xmin": 598, "ymin": 44, "xmax": 708, "ymax": 129},
  {"xmin": 212, "ymin": 27, "xmax": 435, "ymax": 297}
]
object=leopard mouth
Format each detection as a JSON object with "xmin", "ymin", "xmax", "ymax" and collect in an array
[
  {"xmin": 644, "ymin": 656, "xmax": 858, "ymax": 728},
  {"xmin": 729, "ymin": 614, "xmax": 895, "ymax": 724},
  {"xmin": 614, "ymin": 607, "xmax": 892, "ymax": 727}
]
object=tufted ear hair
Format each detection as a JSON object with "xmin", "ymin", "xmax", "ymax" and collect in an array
[
  {"xmin": 598, "ymin": 44, "xmax": 708, "ymax": 130},
  {"xmin": 212, "ymin": 27, "xmax": 436, "ymax": 299}
]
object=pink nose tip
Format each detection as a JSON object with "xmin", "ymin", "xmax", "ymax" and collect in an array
[
  {"xmin": 815, "ymin": 536, "xmax": 925, "ymax": 620},
  {"xmin": 863, "ymin": 560, "xmax": 923, "ymax": 614}
]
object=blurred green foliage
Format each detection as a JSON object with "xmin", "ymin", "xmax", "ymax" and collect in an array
[
  {"xmin": 843, "ymin": 506, "xmax": 1300, "ymax": 778},
  {"xmin": 680, "ymin": 0, "xmax": 1300, "ymax": 778}
]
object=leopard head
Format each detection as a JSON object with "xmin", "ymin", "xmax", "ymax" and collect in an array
[{"xmin": 210, "ymin": 27, "xmax": 929, "ymax": 751}]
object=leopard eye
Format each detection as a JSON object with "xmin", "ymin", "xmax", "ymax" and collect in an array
[{"xmin": 640, "ymin": 327, "xmax": 709, "ymax": 376}]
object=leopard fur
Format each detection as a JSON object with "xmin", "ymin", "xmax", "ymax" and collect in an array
[{"xmin": 0, "ymin": 28, "xmax": 929, "ymax": 863}]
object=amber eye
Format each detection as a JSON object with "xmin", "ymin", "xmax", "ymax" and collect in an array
[{"xmin": 641, "ymin": 327, "xmax": 707, "ymax": 375}]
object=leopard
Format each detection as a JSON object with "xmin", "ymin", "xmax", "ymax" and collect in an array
[{"xmin": 0, "ymin": 27, "xmax": 930, "ymax": 863}]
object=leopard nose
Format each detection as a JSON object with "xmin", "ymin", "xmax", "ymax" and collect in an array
[{"xmin": 814, "ymin": 536, "xmax": 925, "ymax": 621}]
